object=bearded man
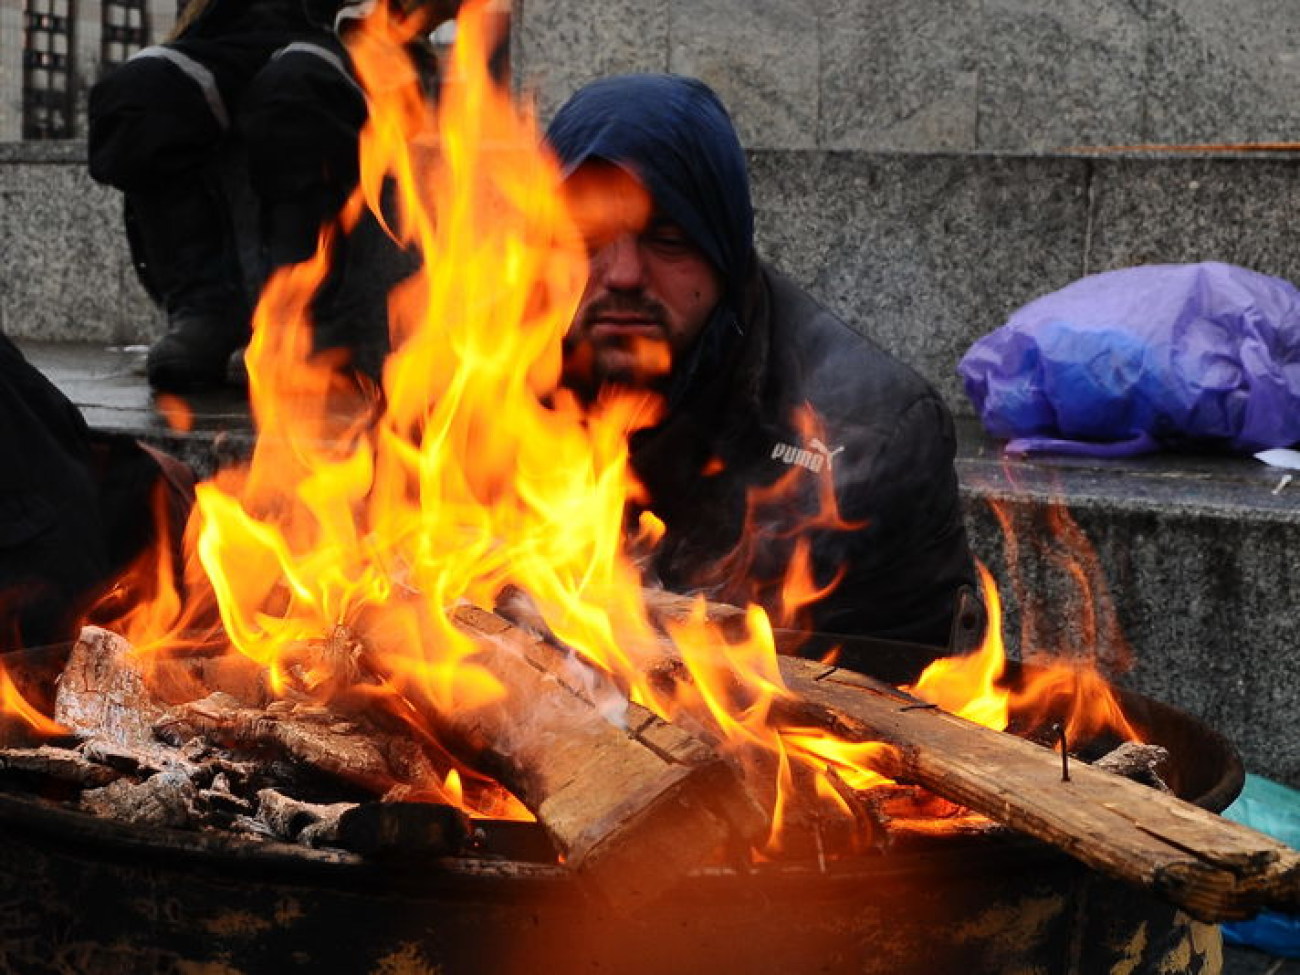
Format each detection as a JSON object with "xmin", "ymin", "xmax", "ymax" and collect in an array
[{"xmin": 548, "ymin": 74, "xmax": 984, "ymax": 668}]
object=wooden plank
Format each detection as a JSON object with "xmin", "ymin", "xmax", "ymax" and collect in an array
[
  {"xmin": 776, "ymin": 656, "xmax": 1300, "ymax": 922},
  {"xmin": 435, "ymin": 605, "xmax": 766, "ymax": 910}
]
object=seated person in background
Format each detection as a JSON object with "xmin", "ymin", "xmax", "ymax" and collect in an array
[
  {"xmin": 547, "ymin": 74, "xmax": 985, "ymax": 667},
  {"xmin": 87, "ymin": 0, "xmax": 455, "ymax": 391}
]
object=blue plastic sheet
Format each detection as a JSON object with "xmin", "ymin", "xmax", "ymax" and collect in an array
[
  {"xmin": 958, "ymin": 263, "xmax": 1300, "ymax": 456},
  {"xmin": 1220, "ymin": 774, "xmax": 1300, "ymax": 957}
]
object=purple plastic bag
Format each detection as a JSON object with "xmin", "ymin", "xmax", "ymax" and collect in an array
[{"xmin": 958, "ymin": 262, "xmax": 1300, "ymax": 456}]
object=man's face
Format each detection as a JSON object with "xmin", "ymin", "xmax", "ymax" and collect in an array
[{"xmin": 563, "ymin": 164, "xmax": 723, "ymax": 392}]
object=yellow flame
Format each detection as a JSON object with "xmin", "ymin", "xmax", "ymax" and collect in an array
[{"xmin": 908, "ymin": 562, "xmax": 1010, "ymax": 729}]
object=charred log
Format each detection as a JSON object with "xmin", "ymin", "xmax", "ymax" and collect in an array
[
  {"xmin": 80, "ymin": 769, "xmax": 199, "ymax": 828},
  {"xmin": 368, "ymin": 604, "xmax": 768, "ymax": 910},
  {"xmin": 1093, "ymin": 742, "xmax": 1173, "ymax": 793},
  {"xmin": 156, "ymin": 692, "xmax": 442, "ymax": 797},
  {"xmin": 0, "ymin": 744, "xmax": 123, "ymax": 795}
]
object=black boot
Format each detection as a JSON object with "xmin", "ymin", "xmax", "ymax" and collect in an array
[{"xmin": 127, "ymin": 178, "xmax": 251, "ymax": 391}]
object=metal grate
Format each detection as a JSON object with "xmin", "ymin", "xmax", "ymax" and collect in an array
[
  {"xmin": 102, "ymin": 0, "xmax": 150, "ymax": 69},
  {"xmin": 21, "ymin": 0, "xmax": 76, "ymax": 140}
]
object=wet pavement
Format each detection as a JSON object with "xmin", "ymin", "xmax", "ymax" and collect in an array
[{"xmin": 19, "ymin": 340, "xmax": 255, "ymax": 476}]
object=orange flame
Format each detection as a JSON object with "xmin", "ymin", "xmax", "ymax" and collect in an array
[
  {"xmin": 0, "ymin": 661, "xmax": 66, "ymax": 737},
  {"xmin": 908, "ymin": 559, "xmax": 1143, "ymax": 748}
]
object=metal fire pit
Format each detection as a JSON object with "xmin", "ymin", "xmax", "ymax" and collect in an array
[{"xmin": 0, "ymin": 657, "xmax": 1241, "ymax": 975}]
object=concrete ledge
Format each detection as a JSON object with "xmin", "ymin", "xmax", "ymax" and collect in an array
[
  {"xmin": 0, "ymin": 142, "xmax": 160, "ymax": 345},
  {"xmin": 957, "ymin": 430, "xmax": 1300, "ymax": 789}
]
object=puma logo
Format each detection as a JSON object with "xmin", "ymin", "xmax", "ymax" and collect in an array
[{"xmin": 770, "ymin": 438, "xmax": 845, "ymax": 474}]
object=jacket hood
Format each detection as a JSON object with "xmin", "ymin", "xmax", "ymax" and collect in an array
[{"xmin": 545, "ymin": 73, "xmax": 754, "ymax": 294}]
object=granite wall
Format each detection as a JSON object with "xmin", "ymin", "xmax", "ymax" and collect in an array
[
  {"xmin": 513, "ymin": 0, "xmax": 1300, "ymax": 151},
  {"xmin": 749, "ymin": 149, "xmax": 1300, "ymax": 416},
  {"xmin": 0, "ymin": 142, "xmax": 159, "ymax": 345},
  {"xmin": 7, "ymin": 143, "xmax": 1300, "ymax": 419}
]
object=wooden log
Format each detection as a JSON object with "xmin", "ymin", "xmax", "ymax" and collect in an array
[
  {"xmin": 413, "ymin": 604, "xmax": 766, "ymax": 910},
  {"xmin": 775, "ymin": 656, "xmax": 1300, "ymax": 923},
  {"xmin": 156, "ymin": 692, "xmax": 443, "ymax": 797},
  {"xmin": 54, "ymin": 627, "xmax": 171, "ymax": 752},
  {"xmin": 0, "ymin": 745, "xmax": 123, "ymax": 791},
  {"xmin": 638, "ymin": 586, "xmax": 750, "ymax": 639}
]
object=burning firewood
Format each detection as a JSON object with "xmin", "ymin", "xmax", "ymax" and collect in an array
[
  {"xmin": 133, "ymin": 603, "xmax": 765, "ymax": 905},
  {"xmin": 53, "ymin": 627, "xmax": 172, "ymax": 752},
  {"xmin": 155, "ymin": 691, "xmax": 443, "ymax": 797},
  {"xmin": 15, "ymin": 616, "xmax": 769, "ymax": 904},
  {"xmin": 274, "ymin": 603, "xmax": 766, "ymax": 906},
  {"xmin": 23, "ymin": 611, "xmax": 1299, "ymax": 925},
  {"xmin": 776, "ymin": 657, "xmax": 1300, "ymax": 923},
  {"xmin": 638, "ymin": 586, "xmax": 751, "ymax": 641},
  {"xmin": 420, "ymin": 604, "xmax": 767, "ymax": 910}
]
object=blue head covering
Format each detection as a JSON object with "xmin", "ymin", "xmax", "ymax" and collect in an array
[{"xmin": 546, "ymin": 74, "xmax": 755, "ymax": 296}]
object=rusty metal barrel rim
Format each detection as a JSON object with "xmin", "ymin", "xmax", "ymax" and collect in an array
[{"xmin": 0, "ymin": 656, "xmax": 1238, "ymax": 975}]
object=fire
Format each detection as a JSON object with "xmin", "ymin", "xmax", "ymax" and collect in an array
[
  {"xmin": 907, "ymin": 560, "xmax": 1143, "ymax": 751},
  {"xmin": 14, "ymin": 0, "xmax": 1144, "ymax": 851},
  {"xmin": 0, "ymin": 661, "xmax": 65, "ymax": 738},
  {"xmin": 907, "ymin": 563, "xmax": 1010, "ymax": 729}
]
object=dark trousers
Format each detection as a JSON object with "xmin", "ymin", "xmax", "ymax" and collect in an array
[{"xmin": 87, "ymin": 28, "xmax": 369, "ymax": 332}]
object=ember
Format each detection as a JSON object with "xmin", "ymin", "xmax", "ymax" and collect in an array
[{"xmin": 0, "ymin": 6, "xmax": 1297, "ymax": 969}]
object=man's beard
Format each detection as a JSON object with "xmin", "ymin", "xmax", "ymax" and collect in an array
[{"xmin": 562, "ymin": 296, "xmax": 673, "ymax": 399}]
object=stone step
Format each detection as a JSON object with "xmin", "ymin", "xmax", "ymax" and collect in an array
[
  {"xmin": 14, "ymin": 340, "xmax": 1300, "ymax": 792},
  {"xmin": 958, "ymin": 427, "xmax": 1300, "ymax": 791}
]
